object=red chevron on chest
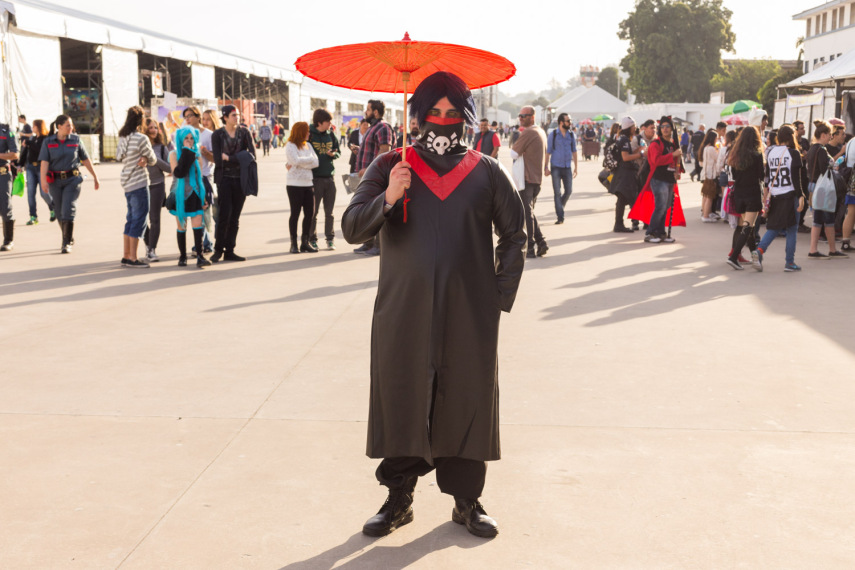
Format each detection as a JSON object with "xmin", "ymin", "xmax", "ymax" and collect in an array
[{"xmin": 403, "ymin": 148, "xmax": 481, "ymax": 201}]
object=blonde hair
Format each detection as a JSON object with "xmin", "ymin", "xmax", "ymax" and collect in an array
[{"xmin": 202, "ymin": 109, "xmax": 222, "ymax": 130}]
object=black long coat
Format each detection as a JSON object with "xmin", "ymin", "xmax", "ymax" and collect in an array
[{"xmin": 341, "ymin": 145, "xmax": 526, "ymax": 463}]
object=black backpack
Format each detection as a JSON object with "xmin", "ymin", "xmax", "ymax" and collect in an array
[{"xmin": 602, "ymin": 137, "xmax": 620, "ymax": 172}]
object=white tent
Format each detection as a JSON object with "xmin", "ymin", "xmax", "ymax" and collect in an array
[
  {"xmin": 0, "ymin": 0, "xmax": 302, "ymax": 128},
  {"xmin": 547, "ymin": 85, "xmax": 628, "ymax": 120},
  {"xmin": 783, "ymin": 47, "xmax": 855, "ymax": 89}
]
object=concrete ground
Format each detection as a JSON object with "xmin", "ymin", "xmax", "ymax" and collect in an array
[{"xmin": 1, "ymin": 141, "xmax": 854, "ymax": 570}]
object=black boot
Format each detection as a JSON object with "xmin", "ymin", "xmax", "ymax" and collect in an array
[
  {"xmin": 57, "ymin": 221, "xmax": 66, "ymax": 252},
  {"xmin": 193, "ymin": 228, "xmax": 210, "ymax": 267},
  {"xmin": 452, "ymin": 497, "xmax": 499, "ymax": 538},
  {"xmin": 362, "ymin": 478, "xmax": 417, "ymax": 537},
  {"xmin": 0, "ymin": 220, "xmax": 14, "ymax": 251},
  {"xmin": 290, "ymin": 237, "xmax": 299, "ymax": 254},
  {"xmin": 66, "ymin": 221, "xmax": 75, "ymax": 246},
  {"xmin": 300, "ymin": 235, "xmax": 318, "ymax": 253},
  {"xmin": 177, "ymin": 230, "xmax": 187, "ymax": 266},
  {"xmin": 61, "ymin": 221, "xmax": 73, "ymax": 253}
]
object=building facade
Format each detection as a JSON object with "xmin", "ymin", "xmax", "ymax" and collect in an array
[{"xmin": 794, "ymin": 1, "xmax": 855, "ymax": 73}]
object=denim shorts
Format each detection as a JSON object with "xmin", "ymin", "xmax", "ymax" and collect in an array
[
  {"xmin": 812, "ymin": 208, "xmax": 836, "ymax": 227},
  {"xmin": 124, "ymin": 186, "xmax": 150, "ymax": 238}
]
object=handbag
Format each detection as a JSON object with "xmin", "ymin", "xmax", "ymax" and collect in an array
[
  {"xmin": 12, "ymin": 170, "xmax": 25, "ymax": 197},
  {"xmin": 811, "ymin": 168, "xmax": 837, "ymax": 213},
  {"xmin": 598, "ymin": 168, "xmax": 613, "ymax": 192},
  {"xmin": 511, "ymin": 156, "xmax": 525, "ymax": 190}
]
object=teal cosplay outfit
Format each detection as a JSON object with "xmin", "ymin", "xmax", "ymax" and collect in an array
[
  {"xmin": 169, "ymin": 126, "xmax": 207, "ymax": 223},
  {"xmin": 169, "ymin": 126, "xmax": 211, "ymax": 268}
]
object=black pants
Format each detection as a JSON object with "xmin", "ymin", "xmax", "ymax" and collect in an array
[
  {"xmin": 311, "ymin": 177, "xmax": 336, "ymax": 241},
  {"xmin": 262, "ymin": 139, "xmax": 270, "ymax": 156},
  {"xmin": 519, "ymin": 183, "xmax": 544, "ymax": 250},
  {"xmin": 377, "ymin": 456, "xmax": 487, "ymax": 499},
  {"xmin": 143, "ymin": 181, "xmax": 166, "ymax": 249},
  {"xmin": 615, "ymin": 193, "xmax": 632, "ymax": 229},
  {"xmin": 287, "ymin": 185, "xmax": 314, "ymax": 239},
  {"xmin": 691, "ymin": 158, "xmax": 702, "ymax": 180},
  {"xmin": 215, "ymin": 176, "xmax": 246, "ymax": 253}
]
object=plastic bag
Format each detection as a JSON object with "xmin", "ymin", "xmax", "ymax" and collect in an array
[
  {"xmin": 811, "ymin": 169, "xmax": 837, "ymax": 213},
  {"xmin": 12, "ymin": 170, "xmax": 25, "ymax": 197},
  {"xmin": 511, "ymin": 156, "xmax": 525, "ymax": 191}
]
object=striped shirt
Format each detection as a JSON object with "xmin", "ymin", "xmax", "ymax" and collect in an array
[{"xmin": 117, "ymin": 132, "xmax": 156, "ymax": 192}]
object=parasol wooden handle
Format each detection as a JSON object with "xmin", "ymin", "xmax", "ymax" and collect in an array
[{"xmin": 401, "ymin": 71, "xmax": 410, "ymax": 164}]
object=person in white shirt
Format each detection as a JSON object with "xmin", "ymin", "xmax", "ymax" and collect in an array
[
  {"xmin": 756, "ymin": 125, "xmax": 805, "ymax": 271},
  {"xmin": 285, "ymin": 122, "xmax": 319, "ymax": 253}
]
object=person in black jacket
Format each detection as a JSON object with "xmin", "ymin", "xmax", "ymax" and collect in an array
[
  {"xmin": 726, "ymin": 126, "xmax": 765, "ymax": 270},
  {"xmin": 210, "ymin": 105, "xmax": 255, "ymax": 262},
  {"xmin": 348, "ymin": 119, "xmax": 369, "ymax": 174},
  {"xmin": 343, "ymin": 71, "xmax": 526, "ymax": 540},
  {"xmin": 690, "ymin": 125, "xmax": 706, "ymax": 181}
]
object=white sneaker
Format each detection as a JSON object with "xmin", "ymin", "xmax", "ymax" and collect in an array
[
  {"xmin": 709, "ymin": 212, "xmax": 721, "ymax": 220},
  {"xmin": 701, "ymin": 217, "xmax": 716, "ymax": 223},
  {"xmin": 147, "ymin": 248, "xmax": 159, "ymax": 262}
]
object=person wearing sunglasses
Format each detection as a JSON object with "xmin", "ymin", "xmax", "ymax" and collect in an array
[{"xmin": 511, "ymin": 107, "xmax": 549, "ymax": 257}]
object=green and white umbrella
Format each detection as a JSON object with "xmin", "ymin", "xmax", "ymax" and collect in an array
[
  {"xmin": 720, "ymin": 100, "xmax": 761, "ymax": 117},
  {"xmin": 592, "ymin": 114, "xmax": 614, "ymax": 121}
]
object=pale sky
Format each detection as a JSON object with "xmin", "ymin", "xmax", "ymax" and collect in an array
[{"xmin": 65, "ymin": 0, "xmax": 808, "ymax": 95}]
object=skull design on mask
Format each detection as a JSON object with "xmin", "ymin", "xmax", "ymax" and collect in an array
[{"xmin": 425, "ymin": 131, "xmax": 458, "ymax": 155}]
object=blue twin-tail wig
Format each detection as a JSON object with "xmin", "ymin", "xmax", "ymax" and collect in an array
[{"xmin": 174, "ymin": 125, "xmax": 206, "ymax": 229}]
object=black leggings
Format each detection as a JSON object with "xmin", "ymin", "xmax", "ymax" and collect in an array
[
  {"xmin": 287, "ymin": 185, "xmax": 314, "ymax": 239},
  {"xmin": 143, "ymin": 181, "xmax": 166, "ymax": 248}
]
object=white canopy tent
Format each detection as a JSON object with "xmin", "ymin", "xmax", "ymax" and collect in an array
[
  {"xmin": 0, "ymin": 0, "xmax": 302, "ymax": 127},
  {"xmin": 782, "ymin": 48, "xmax": 855, "ymax": 89},
  {"xmin": 548, "ymin": 85, "xmax": 628, "ymax": 121},
  {"xmin": 775, "ymin": 47, "xmax": 855, "ymax": 133}
]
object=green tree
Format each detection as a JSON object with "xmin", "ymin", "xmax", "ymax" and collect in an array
[
  {"xmin": 710, "ymin": 59, "xmax": 781, "ymax": 103},
  {"xmin": 618, "ymin": 0, "xmax": 735, "ymax": 103},
  {"xmin": 757, "ymin": 67, "xmax": 804, "ymax": 121},
  {"xmin": 529, "ymin": 96, "xmax": 551, "ymax": 107},
  {"xmin": 597, "ymin": 67, "xmax": 627, "ymax": 101}
]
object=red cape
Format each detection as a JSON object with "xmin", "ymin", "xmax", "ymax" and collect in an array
[{"xmin": 628, "ymin": 174, "xmax": 686, "ymax": 227}]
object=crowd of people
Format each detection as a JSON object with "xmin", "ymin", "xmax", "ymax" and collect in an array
[
  {"xmin": 3, "ymin": 100, "xmax": 854, "ymax": 275},
  {"xmin": 592, "ymin": 111, "xmax": 855, "ymax": 271}
]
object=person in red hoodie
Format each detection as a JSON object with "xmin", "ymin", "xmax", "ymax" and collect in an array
[{"xmin": 630, "ymin": 116, "xmax": 685, "ymax": 243}]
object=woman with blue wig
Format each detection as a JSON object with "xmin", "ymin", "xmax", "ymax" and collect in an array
[{"xmin": 169, "ymin": 126, "xmax": 211, "ymax": 267}]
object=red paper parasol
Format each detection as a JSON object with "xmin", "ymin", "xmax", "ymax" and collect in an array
[{"xmin": 295, "ymin": 33, "xmax": 515, "ymax": 161}]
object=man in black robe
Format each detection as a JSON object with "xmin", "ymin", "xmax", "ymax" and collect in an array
[{"xmin": 342, "ymin": 71, "xmax": 526, "ymax": 539}]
